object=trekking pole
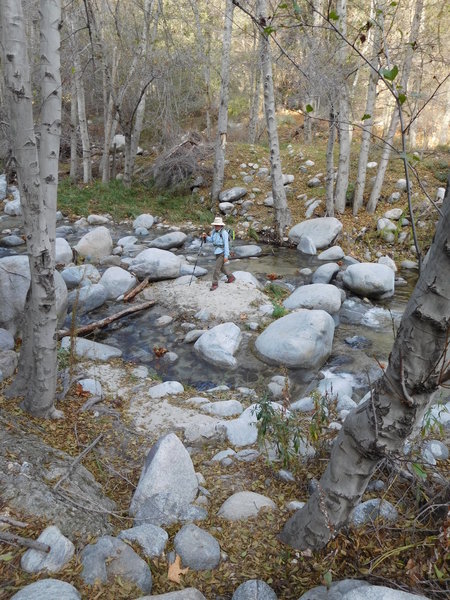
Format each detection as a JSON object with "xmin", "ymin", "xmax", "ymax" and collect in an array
[{"xmin": 189, "ymin": 239, "xmax": 204, "ymax": 286}]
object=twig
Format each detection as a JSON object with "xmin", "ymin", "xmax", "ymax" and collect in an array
[
  {"xmin": 0, "ymin": 531, "xmax": 50, "ymax": 553},
  {"xmin": 123, "ymin": 277, "xmax": 149, "ymax": 302},
  {"xmin": 56, "ymin": 300, "xmax": 155, "ymax": 339},
  {"xmin": 53, "ymin": 433, "xmax": 103, "ymax": 491},
  {"xmin": 0, "ymin": 516, "xmax": 27, "ymax": 528}
]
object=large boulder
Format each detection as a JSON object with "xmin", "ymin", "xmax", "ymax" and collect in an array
[
  {"xmin": 10, "ymin": 579, "xmax": 81, "ymax": 600},
  {"xmin": 130, "ymin": 433, "xmax": 198, "ymax": 517},
  {"xmin": 283, "ymin": 283, "xmax": 342, "ymax": 314},
  {"xmin": 0, "ymin": 256, "xmax": 67, "ymax": 336},
  {"xmin": 99, "ymin": 266, "xmax": 137, "ymax": 300},
  {"xmin": 55, "ymin": 238, "xmax": 73, "ymax": 266},
  {"xmin": 342, "ymin": 263, "xmax": 395, "ymax": 299},
  {"xmin": 232, "ymin": 245, "xmax": 262, "ymax": 258},
  {"xmin": 255, "ymin": 310, "xmax": 335, "ymax": 369},
  {"xmin": 21, "ymin": 526, "xmax": 74, "ymax": 574},
  {"xmin": 73, "ymin": 226, "xmax": 113, "ymax": 261},
  {"xmin": 173, "ymin": 524, "xmax": 221, "ymax": 571},
  {"xmin": 61, "ymin": 264, "xmax": 101, "ymax": 289},
  {"xmin": 149, "ymin": 231, "xmax": 187, "ymax": 250},
  {"xmin": 298, "ymin": 579, "xmax": 430, "ymax": 600},
  {"xmin": 232, "ymin": 580, "xmax": 277, "ymax": 600},
  {"xmin": 218, "ymin": 187, "xmax": 247, "ymax": 202},
  {"xmin": 133, "ymin": 214, "xmax": 154, "ymax": 230},
  {"xmin": 218, "ymin": 491, "xmax": 276, "ymax": 521},
  {"xmin": 60, "ymin": 337, "xmax": 122, "ymax": 361},
  {"xmin": 130, "ymin": 248, "xmax": 182, "ymax": 280},
  {"xmin": 194, "ymin": 323, "xmax": 242, "ymax": 369},
  {"xmin": 67, "ymin": 283, "xmax": 107, "ymax": 315},
  {"xmin": 288, "ymin": 217, "xmax": 343, "ymax": 249}
]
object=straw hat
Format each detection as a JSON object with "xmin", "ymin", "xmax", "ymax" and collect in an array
[{"xmin": 211, "ymin": 216, "xmax": 225, "ymax": 227}]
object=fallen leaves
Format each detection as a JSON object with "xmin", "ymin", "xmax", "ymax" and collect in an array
[{"xmin": 168, "ymin": 554, "xmax": 189, "ymax": 583}]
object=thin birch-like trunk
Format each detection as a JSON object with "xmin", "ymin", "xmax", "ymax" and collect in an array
[
  {"xmin": 190, "ymin": 0, "xmax": 212, "ymax": 138},
  {"xmin": 257, "ymin": 0, "xmax": 291, "ymax": 240},
  {"xmin": 100, "ymin": 47, "xmax": 117, "ymax": 184},
  {"xmin": 334, "ymin": 0, "xmax": 351, "ymax": 214},
  {"xmin": 248, "ymin": 27, "xmax": 262, "ymax": 145},
  {"xmin": 367, "ymin": 0, "xmax": 424, "ymax": 213},
  {"xmin": 211, "ymin": 0, "xmax": 234, "ymax": 203},
  {"xmin": 280, "ymin": 180, "xmax": 450, "ymax": 550},
  {"xmin": 69, "ymin": 76, "xmax": 78, "ymax": 181},
  {"xmin": 353, "ymin": 1, "xmax": 383, "ymax": 215},
  {"xmin": 1, "ymin": 0, "xmax": 61, "ymax": 418},
  {"xmin": 438, "ymin": 88, "xmax": 450, "ymax": 146},
  {"xmin": 325, "ymin": 109, "xmax": 336, "ymax": 216}
]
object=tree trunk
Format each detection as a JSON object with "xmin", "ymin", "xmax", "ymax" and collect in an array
[
  {"xmin": 438, "ymin": 87, "xmax": 450, "ymax": 146},
  {"xmin": 334, "ymin": 0, "xmax": 351, "ymax": 214},
  {"xmin": 257, "ymin": 0, "xmax": 291, "ymax": 240},
  {"xmin": 353, "ymin": 1, "xmax": 383, "ymax": 215},
  {"xmin": 1, "ymin": 0, "xmax": 61, "ymax": 418},
  {"xmin": 325, "ymin": 109, "xmax": 336, "ymax": 217},
  {"xmin": 367, "ymin": 0, "xmax": 424, "ymax": 213},
  {"xmin": 100, "ymin": 47, "xmax": 118, "ymax": 184},
  {"xmin": 67, "ymin": 12, "xmax": 92, "ymax": 184},
  {"xmin": 280, "ymin": 180, "xmax": 450, "ymax": 551},
  {"xmin": 69, "ymin": 76, "xmax": 78, "ymax": 181},
  {"xmin": 211, "ymin": 0, "xmax": 234, "ymax": 203},
  {"xmin": 248, "ymin": 26, "xmax": 262, "ymax": 145},
  {"xmin": 190, "ymin": 0, "xmax": 212, "ymax": 139}
]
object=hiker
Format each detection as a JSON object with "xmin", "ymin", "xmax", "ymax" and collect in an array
[{"xmin": 202, "ymin": 216, "xmax": 236, "ymax": 291}]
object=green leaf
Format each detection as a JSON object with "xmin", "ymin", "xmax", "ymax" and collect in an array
[
  {"xmin": 0, "ymin": 552, "xmax": 14, "ymax": 562},
  {"xmin": 434, "ymin": 564, "xmax": 444, "ymax": 580},
  {"xmin": 381, "ymin": 65, "xmax": 399, "ymax": 81},
  {"xmin": 398, "ymin": 93, "xmax": 407, "ymax": 105},
  {"xmin": 361, "ymin": 113, "xmax": 372, "ymax": 121},
  {"xmin": 323, "ymin": 570, "xmax": 333, "ymax": 589},
  {"xmin": 412, "ymin": 154, "xmax": 421, "ymax": 161},
  {"xmin": 263, "ymin": 25, "xmax": 276, "ymax": 36},
  {"xmin": 411, "ymin": 462, "xmax": 427, "ymax": 480},
  {"xmin": 329, "ymin": 10, "xmax": 339, "ymax": 21},
  {"xmin": 279, "ymin": 2, "xmax": 288, "ymax": 8},
  {"xmin": 306, "ymin": 104, "xmax": 314, "ymax": 113}
]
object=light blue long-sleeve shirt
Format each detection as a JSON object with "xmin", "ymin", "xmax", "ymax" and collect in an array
[{"xmin": 206, "ymin": 228, "xmax": 230, "ymax": 259}]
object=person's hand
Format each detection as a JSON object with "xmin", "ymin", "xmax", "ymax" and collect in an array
[
  {"xmin": 224, "ymin": 257, "xmax": 229, "ymax": 263},
  {"xmin": 201, "ymin": 232, "xmax": 207, "ymax": 240}
]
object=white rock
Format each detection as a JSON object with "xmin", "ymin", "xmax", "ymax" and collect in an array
[
  {"xmin": 55, "ymin": 238, "xmax": 73, "ymax": 266},
  {"xmin": 218, "ymin": 491, "xmax": 276, "ymax": 521},
  {"xmin": 283, "ymin": 283, "xmax": 342, "ymax": 314},
  {"xmin": 194, "ymin": 323, "xmax": 242, "ymax": 369},
  {"xmin": 21, "ymin": 526, "xmax": 74, "ymax": 574},
  {"xmin": 148, "ymin": 381, "xmax": 184, "ymax": 398},
  {"xmin": 289, "ymin": 218, "xmax": 343, "ymax": 249},
  {"xmin": 99, "ymin": 266, "xmax": 137, "ymax": 299},
  {"xmin": 74, "ymin": 226, "xmax": 113, "ymax": 261}
]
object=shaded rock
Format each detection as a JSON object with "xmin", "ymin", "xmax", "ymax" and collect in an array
[
  {"xmin": 118, "ymin": 524, "xmax": 168, "ymax": 558},
  {"xmin": 219, "ymin": 187, "xmax": 247, "ymax": 202},
  {"xmin": 232, "ymin": 245, "xmax": 262, "ymax": 258},
  {"xmin": 344, "ymin": 336, "xmax": 372, "ymax": 349},
  {"xmin": 318, "ymin": 246, "xmax": 344, "ymax": 261},
  {"xmin": 138, "ymin": 589, "xmax": 206, "ymax": 600},
  {"xmin": 134, "ymin": 493, "xmax": 207, "ymax": 527},
  {"xmin": 55, "ymin": 238, "xmax": 73, "ymax": 265},
  {"xmin": 4, "ymin": 198, "xmax": 22, "ymax": 216},
  {"xmin": 268, "ymin": 375, "xmax": 289, "ymax": 399},
  {"xmin": 255, "ymin": 310, "xmax": 335, "ymax": 369},
  {"xmin": 149, "ymin": 231, "xmax": 187, "ymax": 250},
  {"xmin": 312, "ymin": 263, "xmax": 340, "ymax": 284},
  {"xmin": 61, "ymin": 264, "xmax": 101, "ymax": 289},
  {"xmin": 0, "ymin": 328, "xmax": 14, "ymax": 351},
  {"xmin": 194, "ymin": 323, "xmax": 242, "ymax": 369},
  {"xmin": 81, "ymin": 535, "xmax": 151, "ymax": 592},
  {"xmin": 0, "ymin": 350, "xmax": 18, "ymax": 378},
  {"xmin": 218, "ymin": 491, "xmax": 275, "ymax": 521},
  {"xmin": 298, "ymin": 579, "xmax": 430, "ymax": 600},
  {"xmin": 67, "ymin": 283, "xmax": 107, "ymax": 315},
  {"xmin": 10, "ymin": 579, "xmax": 81, "ymax": 600},
  {"xmin": 289, "ymin": 218, "xmax": 343, "ymax": 249},
  {"xmin": 99, "ymin": 266, "xmax": 137, "ymax": 299},
  {"xmin": 60, "ymin": 336, "xmax": 122, "ymax": 361},
  {"xmin": 0, "ymin": 235, "xmax": 25, "ymax": 247},
  {"xmin": 133, "ymin": 214, "xmax": 154, "ymax": 230},
  {"xmin": 342, "ymin": 263, "xmax": 395, "ymax": 299},
  {"xmin": 219, "ymin": 201, "xmax": 235, "ymax": 214},
  {"xmin": 297, "ymin": 236, "xmax": 316, "ymax": 255},
  {"xmin": 130, "ymin": 248, "xmax": 182, "ymax": 280},
  {"xmin": 74, "ymin": 226, "xmax": 113, "ymax": 261},
  {"xmin": 21, "ymin": 526, "xmax": 74, "ymax": 574},
  {"xmin": 283, "ymin": 283, "xmax": 342, "ymax": 314},
  {"xmin": 174, "ymin": 524, "xmax": 220, "ymax": 570},
  {"xmin": 350, "ymin": 499, "xmax": 398, "ymax": 527},
  {"xmin": 130, "ymin": 433, "xmax": 198, "ymax": 517},
  {"xmin": 232, "ymin": 579, "xmax": 277, "ymax": 600}
]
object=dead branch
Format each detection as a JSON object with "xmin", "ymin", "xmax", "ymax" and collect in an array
[
  {"xmin": 0, "ymin": 531, "xmax": 50, "ymax": 553},
  {"xmin": 123, "ymin": 277, "xmax": 149, "ymax": 301},
  {"xmin": 0, "ymin": 516, "xmax": 27, "ymax": 528},
  {"xmin": 56, "ymin": 301, "xmax": 155, "ymax": 339},
  {"xmin": 53, "ymin": 433, "xmax": 103, "ymax": 491}
]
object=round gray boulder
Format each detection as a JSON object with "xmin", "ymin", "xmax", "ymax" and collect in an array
[
  {"xmin": 130, "ymin": 248, "xmax": 182, "ymax": 280},
  {"xmin": 194, "ymin": 323, "xmax": 242, "ymax": 369},
  {"xmin": 255, "ymin": 310, "xmax": 335, "ymax": 369},
  {"xmin": 283, "ymin": 283, "xmax": 342, "ymax": 314},
  {"xmin": 218, "ymin": 491, "xmax": 276, "ymax": 521},
  {"xmin": 342, "ymin": 263, "xmax": 395, "ymax": 299},
  {"xmin": 174, "ymin": 524, "xmax": 221, "ymax": 570},
  {"xmin": 289, "ymin": 217, "xmax": 342, "ymax": 249},
  {"xmin": 218, "ymin": 187, "xmax": 247, "ymax": 202},
  {"xmin": 20, "ymin": 525, "xmax": 74, "ymax": 574},
  {"xmin": 149, "ymin": 231, "xmax": 187, "ymax": 250},
  {"xmin": 10, "ymin": 579, "xmax": 80, "ymax": 600},
  {"xmin": 73, "ymin": 226, "xmax": 113, "ymax": 261},
  {"xmin": 232, "ymin": 579, "xmax": 277, "ymax": 600},
  {"xmin": 99, "ymin": 266, "xmax": 137, "ymax": 300}
]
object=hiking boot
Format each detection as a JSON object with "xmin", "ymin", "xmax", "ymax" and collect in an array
[
  {"xmin": 210, "ymin": 282, "xmax": 218, "ymax": 291},
  {"xmin": 226, "ymin": 274, "xmax": 236, "ymax": 284}
]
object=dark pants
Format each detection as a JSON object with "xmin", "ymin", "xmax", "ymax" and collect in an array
[{"xmin": 213, "ymin": 253, "xmax": 231, "ymax": 283}]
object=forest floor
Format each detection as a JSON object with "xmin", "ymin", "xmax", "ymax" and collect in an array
[{"xmin": 1, "ymin": 123, "xmax": 449, "ymax": 599}]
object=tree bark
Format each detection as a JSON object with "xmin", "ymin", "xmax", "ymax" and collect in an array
[
  {"xmin": 333, "ymin": 0, "xmax": 351, "ymax": 214},
  {"xmin": 211, "ymin": 0, "xmax": 234, "ymax": 203},
  {"xmin": 325, "ymin": 108, "xmax": 336, "ymax": 217},
  {"xmin": 248, "ymin": 25, "xmax": 262, "ymax": 145},
  {"xmin": 1, "ymin": 0, "xmax": 60, "ymax": 418},
  {"xmin": 280, "ymin": 179, "xmax": 450, "ymax": 551},
  {"xmin": 367, "ymin": 0, "xmax": 424, "ymax": 213},
  {"xmin": 353, "ymin": 1, "xmax": 383, "ymax": 215},
  {"xmin": 257, "ymin": 0, "xmax": 291, "ymax": 240},
  {"xmin": 69, "ymin": 75, "xmax": 78, "ymax": 181}
]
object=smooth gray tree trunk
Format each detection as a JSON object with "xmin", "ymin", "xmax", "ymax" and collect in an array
[
  {"xmin": 1, "ymin": 0, "xmax": 61, "ymax": 418},
  {"xmin": 334, "ymin": 0, "xmax": 351, "ymax": 214},
  {"xmin": 257, "ymin": 0, "xmax": 291, "ymax": 240},
  {"xmin": 248, "ymin": 27, "xmax": 262, "ymax": 145},
  {"xmin": 280, "ymin": 180, "xmax": 450, "ymax": 550},
  {"xmin": 69, "ymin": 76, "xmax": 78, "ymax": 181},
  {"xmin": 367, "ymin": 0, "xmax": 424, "ymax": 213},
  {"xmin": 211, "ymin": 0, "xmax": 234, "ymax": 203},
  {"xmin": 325, "ymin": 109, "xmax": 336, "ymax": 216},
  {"xmin": 353, "ymin": 1, "xmax": 383, "ymax": 215}
]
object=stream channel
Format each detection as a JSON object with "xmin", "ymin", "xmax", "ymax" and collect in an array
[{"xmin": 1, "ymin": 216, "xmax": 418, "ymax": 401}]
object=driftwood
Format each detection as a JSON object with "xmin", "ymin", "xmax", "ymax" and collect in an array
[
  {"xmin": 53, "ymin": 434, "xmax": 103, "ymax": 491},
  {"xmin": 0, "ymin": 531, "xmax": 50, "ymax": 553},
  {"xmin": 123, "ymin": 277, "xmax": 149, "ymax": 302},
  {"xmin": 56, "ymin": 300, "xmax": 155, "ymax": 339},
  {"xmin": 0, "ymin": 516, "xmax": 27, "ymax": 528}
]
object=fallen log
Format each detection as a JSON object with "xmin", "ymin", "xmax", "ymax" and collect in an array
[
  {"xmin": 123, "ymin": 277, "xmax": 149, "ymax": 302},
  {"xmin": 0, "ymin": 531, "xmax": 50, "ymax": 553},
  {"xmin": 56, "ymin": 300, "xmax": 155, "ymax": 339}
]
